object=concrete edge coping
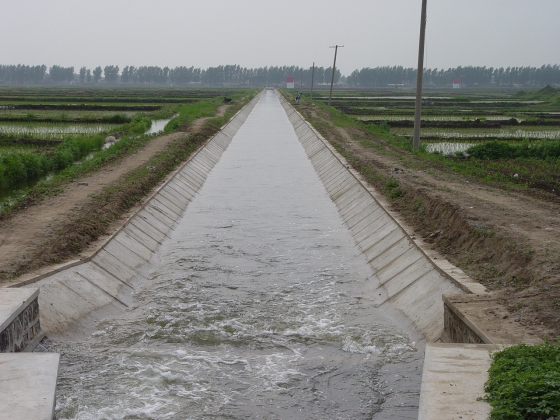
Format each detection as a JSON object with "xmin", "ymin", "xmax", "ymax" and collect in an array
[
  {"xmin": 275, "ymin": 91, "xmax": 486, "ymax": 297},
  {"xmin": 443, "ymin": 294, "xmax": 494, "ymax": 344},
  {"xmin": 7, "ymin": 91, "xmax": 264, "ymax": 290},
  {"xmin": 0, "ymin": 288, "xmax": 39, "ymax": 332}
]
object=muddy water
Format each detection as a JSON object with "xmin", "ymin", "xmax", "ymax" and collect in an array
[{"xmin": 54, "ymin": 91, "xmax": 424, "ymax": 419}]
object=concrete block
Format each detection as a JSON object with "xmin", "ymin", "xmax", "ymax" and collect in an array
[
  {"xmin": 0, "ymin": 288, "xmax": 39, "ymax": 333},
  {"xmin": 0, "ymin": 353, "xmax": 60, "ymax": 420},
  {"xmin": 418, "ymin": 343, "xmax": 495, "ymax": 420}
]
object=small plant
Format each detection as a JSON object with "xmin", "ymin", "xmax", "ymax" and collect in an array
[
  {"xmin": 390, "ymin": 187, "xmax": 403, "ymax": 199},
  {"xmin": 385, "ymin": 176, "xmax": 403, "ymax": 199}
]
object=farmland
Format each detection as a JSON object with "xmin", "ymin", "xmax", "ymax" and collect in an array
[
  {"xmin": 307, "ymin": 86, "xmax": 560, "ymax": 195},
  {"xmin": 0, "ymin": 86, "xmax": 244, "ymax": 202}
]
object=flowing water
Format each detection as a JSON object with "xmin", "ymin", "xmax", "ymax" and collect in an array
[{"xmin": 54, "ymin": 91, "xmax": 424, "ymax": 419}]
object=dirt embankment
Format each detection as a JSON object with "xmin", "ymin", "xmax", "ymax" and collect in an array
[
  {"xmin": 299, "ymin": 103, "xmax": 560, "ymax": 340},
  {"xmin": 0, "ymin": 105, "xmax": 229, "ymax": 284}
]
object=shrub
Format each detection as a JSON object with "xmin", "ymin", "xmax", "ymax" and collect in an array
[{"xmin": 484, "ymin": 343, "xmax": 560, "ymax": 420}]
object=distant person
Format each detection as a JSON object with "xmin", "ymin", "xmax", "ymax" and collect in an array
[{"xmin": 295, "ymin": 92, "xmax": 301, "ymax": 105}]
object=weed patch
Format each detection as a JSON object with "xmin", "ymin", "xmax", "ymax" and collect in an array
[{"xmin": 484, "ymin": 343, "xmax": 560, "ymax": 420}]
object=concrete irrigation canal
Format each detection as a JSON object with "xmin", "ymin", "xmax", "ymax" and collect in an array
[{"xmin": 1, "ymin": 89, "xmax": 532, "ymax": 419}]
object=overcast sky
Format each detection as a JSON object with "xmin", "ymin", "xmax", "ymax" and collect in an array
[{"xmin": 2, "ymin": 0, "xmax": 559, "ymax": 75}]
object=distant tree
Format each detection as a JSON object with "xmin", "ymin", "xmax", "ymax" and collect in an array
[
  {"xmin": 79, "ymin": 67, "xmax": 87, "ymax": 84},
  {"xmin": 121, "ymin": 66, "xmax": 130, "ymax": 83},
  {"xmin": 86, "ymin": 69, "xmax": 92, "ymax": 83},
  {"xmin": 103, "ymin": 65, "xmax": 119, "ymax": 83},
  {"xmin": 49, "ymin": 65, "xmax": 74, "ymax": 83},
  {"xmin": 93, "ymin": 66, "xmax": 102, "ymax": 83}
]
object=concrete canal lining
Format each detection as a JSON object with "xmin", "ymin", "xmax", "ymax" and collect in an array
[
  {"xmin": 276, "ymin": 92, "xmax": 466, "ymax": 342},
  {"xmin": 15, "ymin": 91, "xmax": 263, "ymax": 335}
]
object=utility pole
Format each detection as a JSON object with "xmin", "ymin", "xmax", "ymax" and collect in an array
[
  {"xmin": 310, "ymin": 62, "xmax": 315, "ymax": 100},
  {"xmin": 328, "ymin": 45, "xmax": 344, "ymax": 107},
  {"xmin": 300, "ymin": 68, "xmax": 303, "ymax": 89},
  {"xmin": 413, "ymin": 0, "xmax": 428, "ymax": 150}
]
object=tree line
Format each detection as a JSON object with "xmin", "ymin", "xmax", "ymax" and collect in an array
[
  {"xmin": 0, "ymin": 64, "xmax": 341, "ymax": 87},
  {"xmin": 1, "ymin": 63, "xmax": 559, "ymax": 87},
  {"xmin": 346, "ymin": 65, "xmax": 560, "ymax": 87}
]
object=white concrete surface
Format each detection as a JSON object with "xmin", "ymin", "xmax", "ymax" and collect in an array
[
  {"xmin": 418, "ymin": 343, "xmax": 498, "ymax": 419},
  {"xmin": 0, "ymin": 353, "xmax": 60, "ymax": 420}
]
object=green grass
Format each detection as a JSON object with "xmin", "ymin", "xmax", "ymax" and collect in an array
[{"xmin": 484, "ymin": 343, "xmax": 560, "ymax": 419}]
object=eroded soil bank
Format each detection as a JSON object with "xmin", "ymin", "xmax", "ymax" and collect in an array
[{"xmin": 293, "ymin": 99, "xmax": 560, "ymax": 341}]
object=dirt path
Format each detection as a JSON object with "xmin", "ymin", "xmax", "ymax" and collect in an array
[
  {"xmin": 0, "ymin": 105, "xmax": 229, "ymax": 283},
  {"xmin": 299, "ymin": 103, "xmax": 560, "ymax": 339}
]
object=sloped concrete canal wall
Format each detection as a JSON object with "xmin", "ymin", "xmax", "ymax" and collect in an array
[
  {"xmin": 276, "ymin": 92, "xmax": 465, "ymax": 342},
  {"xmin": 15, "ymin": 92, "xmax": 262, "ymax": 334}
]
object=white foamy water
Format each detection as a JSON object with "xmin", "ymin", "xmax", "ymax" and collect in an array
[{"xmin": 54, "ymin": 91, "xmax": 424, "ymax": 419}]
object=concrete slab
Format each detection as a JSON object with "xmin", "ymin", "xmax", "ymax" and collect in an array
[
  {"xmin": 344, "ymin": 203, "xmax": 381, "ymax": 229},
  {"xmin": 392, "ymin": 271, "xmax": 462, "ymax": 341},
  {"xmin": 92, "ymin": 249, "xmax": 137, "ymax": 283},
  {"xmin": 443, "ymin": 294, "xmax": 543, "ymax": 345},
  {"xmin": 128, "ymin": 217, "xmax": 167, "ymax": 244},
  {"xmin": 102, "ymin": 240, "xmax": 148, "ymax": 271},
  {"xmin": 0, "ymin": 288, "xmax": 39, "ymax": 332},
  {"xmin": 366, "ymin": 230, "xmax": 409, "ymax": 265},
  {"xmin": 113, "ymin": 230, "xmax": 153, "ymax": 261},
  {"xmin": 76, "ymin": 263, "xmax": 133, "ymax": 305},
  {"xmin": 135, "ymin": 211, "xmax": 171, "ymax": 239},
  {"xmin": 348, "ymin": 205, "xmax": 386, "ymax": 237},
  {"xmin": 418, "ymin": 343, "xmax": 497, "ymax": 420},
  {"xmin": 159, "ymin": 185, "xmax": 190, "ymax": 207},
  {"xmin": 153, "ymin": 191, "xmax": 184, "ymax": 218},
  {"xmin": 32, "ymin": 270, "xmax": 116, "ymax": 333},
  {"xmin": 0, "ymin": 353, "xmax": 60, "ymax": 420},
  {"xmin": 165, "ymin": 181, "xmax": 194, "ymax": 202},
  {"xmin": 355, "ymin": 216, "xmax": 395, "ymax": 248},
  {"xmin": 147, "ymin": 198, "xmax": 180, "ymax": 223}
]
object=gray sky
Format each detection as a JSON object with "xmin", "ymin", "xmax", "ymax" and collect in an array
[{"xmin": 2, "ymin": 0, "xmax": 559, "ymax": 75}]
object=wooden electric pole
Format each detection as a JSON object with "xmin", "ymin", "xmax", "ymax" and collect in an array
[
  {"xmin": 310, "ymin": 62, "xmax": 315, "ymax": 100},
  {"xmin": 413, "ymin": 0, "xmax": 428, "ymax": 150},
  {"xmin": 328, "ymin": 45, "xmax": 344, "ymax": 107}
]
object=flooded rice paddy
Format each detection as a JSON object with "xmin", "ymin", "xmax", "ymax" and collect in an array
[
  {"xmin": 145, "ymin": 115, "xmax": 178, "ymax": 135},
  {"xmin": 0, "ymin": 122, "xmax": 114, "ymax": 138},
  {"xmin": 53, "ymin": 91, "xmax": 424, "ymax": 419}
]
